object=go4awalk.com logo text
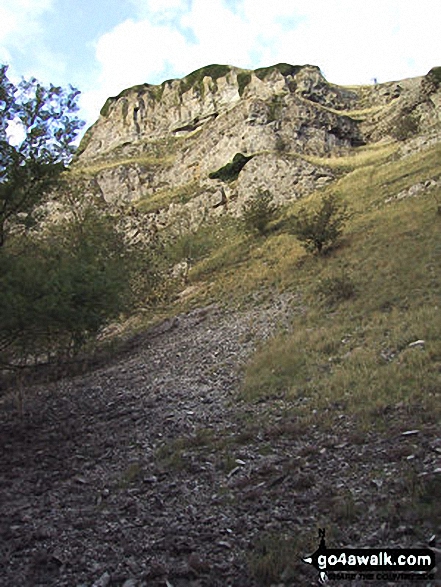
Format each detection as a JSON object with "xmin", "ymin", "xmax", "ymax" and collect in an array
[{"xmin": 303, "ymin": 529, "xmax": 436, "ymax": 583}]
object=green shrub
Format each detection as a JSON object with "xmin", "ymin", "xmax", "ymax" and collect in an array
[
  {"xmin": 254, "ymin": 63, "xmax": 302, "ymax": 81},
  {"xmin": 289, "ymin": 194, "xmax": 349, "ymax": 254},
  {"xmin": 242, "ymin": 189, "xmax": 277, "ymax": 236},
  {"xmin": 422, "ymin": 66, "xmax": 441, "ymax": 95},
  {"xmin": 179, "ymin": 64, "xmax": 231, "ymax": 96},
  {"xmin": 237, "ymin": 72, "xmax": 252, "ymax": 97},
  {"xmin": 315, "ymin": 268, "xmax": 356, "ymax": 305},
  {"xmin": 391, "ymin": 110, "xmax": 420, "ymax": 141},
  {"xmin": 209, "ymin": 153, "xmax": 254, "ymax": 182},
  {"xmin": 0, "ymin": 208, "xmax": 133, "ymax": 366},
  {"xmin": 268, "ymin": 95, "xmax": 284, "ymax": 122},
  {"xmin": 100, "ymin": 97, "xmax": 115, "ymax": 118},
  {"xmin": 165, "ymin": 227, "xmax": 215, "ymax": 264}
]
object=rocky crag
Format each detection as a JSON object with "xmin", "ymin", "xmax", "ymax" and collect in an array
[{"xmin": 71, "ymin": 64, "xmax": 441, "ymax": 236}]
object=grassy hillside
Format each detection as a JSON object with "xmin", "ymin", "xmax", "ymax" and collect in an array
[
  {"xmin": 168, "ymin": 139, "xmax": 441, "ymax": 433},
  {"xmin": 138, "ymin": 137, "xmax": 441, "ymax": 584}
]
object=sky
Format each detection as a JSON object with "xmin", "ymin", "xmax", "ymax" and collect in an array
[{"xmin": 1, "ymin": 0, "xmax": 440, "ymax": 133}]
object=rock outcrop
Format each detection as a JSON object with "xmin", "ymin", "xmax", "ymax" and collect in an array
[{"xmin": 70, "ymin": 63, "xmax": 441, "ymax": 235}]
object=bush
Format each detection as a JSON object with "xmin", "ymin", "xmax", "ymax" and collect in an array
[
  {"xmin": 242, "ymin": 190, "xmax": 277, "ymax": 236},
  {"xmin": 315, "ymin": 269, "xmax": 356, "ymax": 305},
  {"xmin": 237, "ymin": 72, "xmax": 252, "ymax": 97},
  {"xmin": 209, "ymin": 153, "xmax": 254, "ymax": 182},
  {"xmin": 391, "ymin": 110, "xmax": 420, "ymax": 141},
  {"xmin": 289, "ymin": 194, "xmax": 349, "ymax": 254},
  {"xmin": 0, "ymin": 208, "xmax": 132, "ymax": 367}
]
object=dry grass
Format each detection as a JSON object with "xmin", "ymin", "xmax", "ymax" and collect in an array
[
  {"xmin": 302, "ymin": 141, "xmax": 398, "ymax": 173},
  {"xmin": 71, "ymin": 153, "xmax": 175, "ymax": 176},
  {"xmin": 169, "ymin": 140, "xmax": 441, "ymax": 432},
  {"xmin": 135, "ymin": 180, "xmax": 205, "ymax": 214}
]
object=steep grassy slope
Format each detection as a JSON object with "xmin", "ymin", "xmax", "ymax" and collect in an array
[
  {"xmin": 129, "ymin": 137, "xmax": 440, "ymax": 584},
  {"xmin": 169, "ymin": 139, "xmax": 441, "ymax": 433}
]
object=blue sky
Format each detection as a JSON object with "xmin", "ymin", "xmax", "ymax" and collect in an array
[{"xmin": 1, "ymin": 0, "xmax": 440, "ymax": 132}]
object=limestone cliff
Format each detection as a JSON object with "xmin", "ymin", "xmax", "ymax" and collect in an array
[{"xmin": 71, "ymin": 63, "xmax": 441, "ymax": 235}]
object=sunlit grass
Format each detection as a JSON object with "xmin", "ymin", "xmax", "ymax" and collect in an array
[
  {"xmin": 102, "ymin": 137, "xmax": 441, "ymax": 434},
  {"xmin": 135, "ymin": 180, "xmax": 205, "ymax": 214},
  {"xmin": 302, "ymin": 141, "xmax": 398, "ymax": 173},
  {"xmin": 70, "ymin": 153, "xmax": 175, "ymax": 176},
  {"xmin": 211, "ymin": 144, "xmax": 441, "ymax": 431}
]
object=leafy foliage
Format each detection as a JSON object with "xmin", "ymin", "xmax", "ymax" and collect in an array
[
  {"xmin": 390, "ymin": 110, "xmax": 420, "ymax": 141},
  {"xmin": 423, "ymin": 66, "xmax": 441, "ymax": 93},
  {"xmin": 237, "ymin": 72, "xmax": 252, "ymax": 97},
  {"xmin": 289, "ymin": 193, "xmax": 349, "ymax": 254},
  {"xmin": 0, "ymin": 65, "xmax": 84, "ymax": 246},
  {"xmin": 180, "ymin": 64, "xmax": 231, "ymax": 96},
  {"xmin": 208, "ymin": 153, "xmax": 254, "ymax": 182},
  {"xmin": 0, "ymin": 207, "xmax": 132, "ymax": 367},
  {"xmin": 315, "ymin": 268, "xmax": 356, "ymax": 305},
  {"xmin": 267, "ymin": 95, "xmax": 284, "ymax": 122},
  {"xmin": 242, "ymin": 190, "xmax": 277, "ymax": 236}
]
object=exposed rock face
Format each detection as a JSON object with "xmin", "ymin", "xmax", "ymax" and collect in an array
[
  {"xmin": 71, "ymin": 63, "xmax": 441, "ymax": 234},
  {"xmin": 78, "ymin": 64, "xmax": 362, "ymax": 164}
]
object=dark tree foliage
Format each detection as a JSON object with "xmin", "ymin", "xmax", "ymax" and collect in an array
[
  {"xmin": 0, "ymin": 208, "xmax": 130, "ymax": 366},
  {"xmin": 0, "ymin": 68, "xmax": 140, "ymax": 370},
  {"xmin": 0, "ymin": 65, "xmax": 84, "ymax": 246},
  {"xmin": 209, "ymin": 153, "xmax": 254, "ymax": 182}
]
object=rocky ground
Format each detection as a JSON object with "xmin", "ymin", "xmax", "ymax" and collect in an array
[{"xmin": 0, "ymin": 299, "xmax": 440, "ymax": 587}]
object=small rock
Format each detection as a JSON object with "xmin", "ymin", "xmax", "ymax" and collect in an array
[
  {"xmin": 122, "ymin": 580, "xmax": 137, "ymax": 587},
  {"xmin": 228, "ymin": 466, "xmax": 241, "ymax": 478},
  {"xmin": 188, "ymin": 553, "xmax": 210, "ymax": 572},
  {"xmin": 92, "ymin": 572, "xmax": 111, "ymax": 587},
  {"xmin": 408, "ymin": 340, "xmax": 425, "ymax": 349}
]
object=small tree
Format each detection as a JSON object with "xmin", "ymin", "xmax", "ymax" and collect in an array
[
  {"xmin": 289, "ymin": 193, "xmax": 349, "ymax": 254},
  {"xmin": 0, "ymin": 65, "xmax": 84, "ymax": 246},
  {"xmin": 242, "ymin": 189, "xmax": 277, "ymax": 236}
]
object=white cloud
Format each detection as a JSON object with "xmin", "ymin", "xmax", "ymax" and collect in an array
[
  {"xmin": 84, "ymin": 0, "xmax": 257, "ymax": 124},
  {"xmin": 181, "ymin": 0, "xmax": 256, "ymax": 67},
  {"xmin": 0, "ymin": 0, "xmax": 58, "ymax": 82},
  {"xmin": 83, "ymin": 0, "xmax": 441, "ymax": 127},
  {"xmin": 80, "ymin": 17, "xmax": 190, "ymax": 127},
  {"xmin": 239, "ymin": 0, "xmax": 441, "ymax": 84},
  {"xmin": 0, "ymin": 0, "xmax": 53, "ymax": 48},
  {"xmin": 129, "ymin": 0, "xmax": 190, "ymax": 22}
]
